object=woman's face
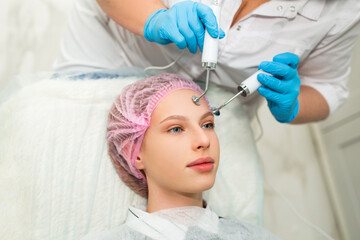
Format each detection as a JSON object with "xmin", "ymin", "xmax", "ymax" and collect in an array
[{"xmin": 137, "ymin": 89, "xmax": 220, "ymax": 195}]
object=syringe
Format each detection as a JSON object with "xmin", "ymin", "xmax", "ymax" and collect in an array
[
  {"xmin": 212, "ymin": 70, "xmax": 264, "ymax": 115},
  {"xmin": 192, "ymin": 0, "xmax": 222, "ymax": 105}
]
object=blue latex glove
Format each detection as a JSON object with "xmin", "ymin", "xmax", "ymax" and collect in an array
[
  {"xmin": 143, "ymin": 1, "xmax": 225, "ymax": 54},
  {"xmin": 257, "ymin": 52, "xmax": 301, "ymax": 123}
]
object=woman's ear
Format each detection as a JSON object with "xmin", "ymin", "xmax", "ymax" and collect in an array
[{"xmin": 135, "ymin": 154, "xmax": 145, "ymax": 170}]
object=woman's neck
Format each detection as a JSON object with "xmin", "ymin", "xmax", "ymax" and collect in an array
[{"xmin": 146, "ymin": 186, "xmax": 203, "ymax": 213}]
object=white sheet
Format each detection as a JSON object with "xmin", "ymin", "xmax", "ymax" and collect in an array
[{"xmin": 0, "ymin": 69, "xmax": 263, "ymax": 240}]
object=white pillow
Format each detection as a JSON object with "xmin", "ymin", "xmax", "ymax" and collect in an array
[{"xmin": 0, "ymin": 70, "xmax": 263, "ymax": 240}]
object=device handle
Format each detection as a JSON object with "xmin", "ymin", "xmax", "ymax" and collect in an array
[
  {"xmin": 201, "ymin": 4, "xmax": 221, "ymax": 68},
  {"xmin": 238, "ymin": 70, "xmax": 265, "ymax": 96}
]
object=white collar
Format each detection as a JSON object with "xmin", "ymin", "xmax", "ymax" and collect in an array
[
  {"xmin": 240, "ymin": 0, "xmax": 326, "ymax": 21},
  {"xmin": 125, "ymin": 203, "xmax": 220, "ymax": 240}
]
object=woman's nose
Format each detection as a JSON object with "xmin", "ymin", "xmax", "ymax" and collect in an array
[{"xmin": 192, "ymin": 127, "xmax": 211, "ymax": 150}]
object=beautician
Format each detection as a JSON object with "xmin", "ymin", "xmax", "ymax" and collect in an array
[{"xmin": 54, "ymin": 0, "xmax": 360, "ymax": 123}]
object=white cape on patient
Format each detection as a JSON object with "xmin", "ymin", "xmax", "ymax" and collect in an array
[{"xmin": 81, "ymin": 204, "xmax": 278, "ymax": 240}]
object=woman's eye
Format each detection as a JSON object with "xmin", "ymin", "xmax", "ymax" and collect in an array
[
  {"xmin": 202, "ymin": 122, "xmax": 214, "ymax": 129},
  {"xmin": 168, "ymin": 127, "xmax": 183, "ymax": 133}
]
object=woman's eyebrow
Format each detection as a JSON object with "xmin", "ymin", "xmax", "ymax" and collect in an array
[
  {"xmin": 160, "ymin": 112, "xmax": 213, "ymax": 124},
  {"xmin": 201, "ymin": 111, "xmax": 214, "ymax": 120},
  {"xmin": 160, "ymin": 115, "xmax": 187, "ymax": 124}
]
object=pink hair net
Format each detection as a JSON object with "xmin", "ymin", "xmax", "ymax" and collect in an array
[{"xmin": 107, "ymin": 73, "xmax": 210, "ymax": 184}]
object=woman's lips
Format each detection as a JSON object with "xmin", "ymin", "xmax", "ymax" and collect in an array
[{"xmin": 187, "ymin": 157, "xmax": 214, "ymax": 172}]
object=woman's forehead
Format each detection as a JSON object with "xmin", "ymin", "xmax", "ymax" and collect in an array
[{"xmin": 151, "ymin": 89, "xmax": 211, "ymax": 122}]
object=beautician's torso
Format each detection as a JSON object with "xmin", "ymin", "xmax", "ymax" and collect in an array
[
  {"xmin": 59, "ymin": 0, "xmax": 331, "ymax": 87},
  {"xmin": 55, "ymin": 0, "xmax": 358, "ymax": 118},
  {"xmin": 107, "ymin": 0, "xmax": 334, "ymax": 88}
]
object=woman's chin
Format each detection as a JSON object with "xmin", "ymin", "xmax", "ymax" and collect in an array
[{"xmin": 186, "ymin": 176, "xmax": 216, "ymax": 193}]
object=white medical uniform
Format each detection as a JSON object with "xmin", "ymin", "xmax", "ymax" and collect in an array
[
  {"xmin": 54, "ymin": 0, "xmax": 360, "ymax": 116},
  {"xmin": 81, "ymin": 204, "xmax": 279, "ymax": 239}
]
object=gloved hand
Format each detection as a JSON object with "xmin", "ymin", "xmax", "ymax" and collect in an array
[
  {"xmin": 257, "ymin": 52, "xmax": 301, "ymax": 123},
  {"xmin": 143, "ymin": 1, "xmax": 225, "ymax": 54}
]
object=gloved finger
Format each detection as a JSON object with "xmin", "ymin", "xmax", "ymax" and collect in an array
[
  {"xmin": 219, "ymin": 28, "xmax": 225, "ymax": 39},
  {"xmin": 273, "ymin": 52, "xmax": 299, "ymax": 69},
  {"xmin": 165, "ymin": 26, "xmax": 187, "ymax": 49},
  {"xmin": 162, "ymin": 13, "xmax": 188, "ymax": 49},
  {"xmin": 196, "ymin": 3, "xmax": 219, "ymax": 38},
  {"xmin": 177, "ymin": 10, "xmax": 198, "ymax": 53},
  {"xmin": 188, "ymin": 6, "xmax": 205, "ymax": 52},
  {"xmin": 258, "ymin": 86, "xmax": 286, "ymax": 103},
  {"xmin": 179, "ymin": 27, "xmax": 198, "ymax": 53},
  {"xmin": 257, "ymin": 73, "xmax": 292, "ymax": 94},
  {"xmin": 259, "ymin": 61, "xmax": 296, "ymax": 80}
]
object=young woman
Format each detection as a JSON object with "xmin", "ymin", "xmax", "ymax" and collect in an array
[{"xmin": 82, "ymin": 73, "xmax": 278, "ymax": 239}]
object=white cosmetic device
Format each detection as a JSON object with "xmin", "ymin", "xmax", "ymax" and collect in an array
[
  {"xmin": 191, "ymin": 0, "xmax": 264, "ymax": 115},
  {"xmin": 212, "ymin": 70, "xmax": 265, "ymax": 115},
  {"xmin": 193, "ymin": 0, "xmax": 222, "ymax": 105},
  {"xmin": 237, "ymin": 70, "xmax": 264, "ymax": 97},
  {"xmin": 201, "ymin": 0, "xmax": 221, "ymax": 70}
]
